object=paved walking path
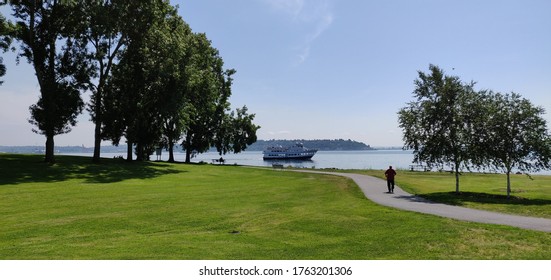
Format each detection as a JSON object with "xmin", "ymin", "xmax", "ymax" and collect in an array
[{"xmin": 293, "ymin": 170, "xmax": 551, "ymax": 233}]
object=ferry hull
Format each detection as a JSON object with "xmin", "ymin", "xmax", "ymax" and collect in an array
[
  {"xmin": 262, "ymin": 143, "xmax": 318, "ymax": 160},
  {"xmin": 263, "ymin": 154, "xmax": 315, "ymax": 160}
]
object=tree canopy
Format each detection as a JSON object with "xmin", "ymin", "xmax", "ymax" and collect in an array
[
  {"xmin": 399, "ymin": 64, "xmax": 551, "ymax": 197},
  {"xmin": 9, "ymin": 1, "xmax": 90, "ymax": 163},
  {"xmin": 398, "ymin": 64, "xmax": 478, "ymax": 193},
  {"xmin": 1, "ymin": 8, "xmax": 13, "ymax": 85},
  {"xmin": 75, "ymin": 0, "xmax": 138, "ymax": 162},
  {"xmin": 478, "ymin": 92, "xmax": 551, "ymax": 197},
  {"xmin": 3, "ymin": 0, "xmax": 259, "ymax": 163}
]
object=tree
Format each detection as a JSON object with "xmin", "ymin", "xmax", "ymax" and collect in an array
[
  {"xmin": 103, "ymin": 28, "xmax": 167, "ymax": 162},
  {"xmin": 102, "ymin": 1, "xmax": 187, "ymax": 161},
  {"xmin": 214, "ymin": 106, "xmax": 260, "ymax": 156},
  {"xmin": 211, "ymin": 67, "xmax": 235, "ymax": 156},
  {"xmin": 1, "ymin": 9, "xmax": 13, "ymax": 85},
  {"xmin": 207, "ymin": 58, "xmax": 259, "ymax": 158},
  {"xmin": 9, "ymin": 1, "xmax": 90, "ymax": 163},
  {"xmin": 181, "ymin": 33, "xmax": 226, "ymax": 163},
  {"xmin": 156, "ymin": 13, "xmax": 193, "ymax": 163},
  {"xmin": 480, "ymin": 92, "xmax": 551, "ymax": 198},
  {"xmin": 228, "ymin": 105, "xmax": 260, "ymax": 154},
  {"xmin": 100, "ymin": 4, "xmax": 258, "ymax": 163},
  {"xmin": 398, "ymin": 64, "xmax": 478, "ymax": 193},
  {"xmin": 101, "ymin": 53, "xmax": 138, "ymax": 161},
  {"xmin": 74, "ymin": 0, "xmax": 133, "ymax": 162}
]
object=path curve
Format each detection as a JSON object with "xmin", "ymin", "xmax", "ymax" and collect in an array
[{"xmin": 293, "ymin": 170, "xmax": 551, "ymax": 233}]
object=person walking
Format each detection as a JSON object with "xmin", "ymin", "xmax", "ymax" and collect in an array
[{"xmin": 384, "ymin": 166, "xmax": 397, "ymax": 193}]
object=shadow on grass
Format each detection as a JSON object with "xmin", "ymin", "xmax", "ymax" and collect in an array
[
  {"xmin": 0, "ymin": 154, "xmax": 182, "ymax": 185},
  {"xmin": 419, "ymin": 191, "xmax": 551, "ymax": 206}
]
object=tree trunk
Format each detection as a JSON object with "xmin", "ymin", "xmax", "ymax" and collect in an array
[
  {"xmin": 92, "ymin": 92, "xmax": 102, "ymax": 163},
  {"xmin": 136, "ymin": 142, "xmax": 144, "ymax": 161},
  {"xmin": 184, "ymin": 134, "xmax": 192, "ymax": 163},
  {"xmin": 168, "ymin": 139, "xmax": 175, "ymax": 163},
  {"xmin": 454, "ymin": 164, "xmax": 460, "ymax": 194},
  {"xmin": 92, "ymin": 121, "xmax": 101, "ymax": 163},
  {"xmin": 44, "ymin": 133, "xmax": 55, "ymax": 164},
  {"xmin": 506, "ymin": 171, "xmax": 512, "ymax": 199},
  {"xmin": 185, "ymin": 150, "xmax": 191, "ymax": 163},
  {"xmin": 126, "ymin": 141, "xmax": 133, "ymax": 162}
]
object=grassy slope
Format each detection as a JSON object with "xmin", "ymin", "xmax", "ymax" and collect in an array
[
  {"xmin": 1, "ymin": 154, "xmax": 550, "ymax": 259},
  {"xmin": 360, "ymin": 169, "xmax": 551, "ymax": 219}
]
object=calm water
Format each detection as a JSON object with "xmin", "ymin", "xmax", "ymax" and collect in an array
[
  {"xmin": 64, "ymin": 149, "xmax": 551, "ymax": 174},
  {"xmin": 74, "ymin": 150, "xmax": 415, "ymax": 170},
  {"xmin": 194, "ymin": 150, "xmax": 415, "ymax": 170}
]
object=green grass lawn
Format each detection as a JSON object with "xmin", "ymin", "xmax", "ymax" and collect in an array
[
  {"xmin": 359, "ymin": 169, "xmax": 551, "ymax": 219},
  {"xmin": 1, "ymin": 154, "xmax": 551, "ymax": 259}
]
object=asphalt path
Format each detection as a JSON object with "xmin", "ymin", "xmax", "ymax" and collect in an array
[{"xmin": 293, "ymin": 170, "xmax": 551, "ymax": 233}]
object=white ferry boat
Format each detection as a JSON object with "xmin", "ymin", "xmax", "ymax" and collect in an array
[{"xmin": 262, "ymin": 143, "xmax": 318, "ymax": 160}]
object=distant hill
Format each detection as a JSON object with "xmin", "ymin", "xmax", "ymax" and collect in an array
[
  {"xmin": 0, "ymin": 139, "xmax": 373, "ymax": 154},
  {"xmin": 247, "ymin": 139, "xmax": 374, "ymax": 151}
]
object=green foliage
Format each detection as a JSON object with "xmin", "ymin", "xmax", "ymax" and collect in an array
[
  {"xmin": 3, "ymin": 1, "xmax": 259, "ymax": 163},
  {"xmin": 478, "ymin": 92, "xmax": 551, "ymax": 197},
  {"xmin": 8, "ymin": 1, "xmax": 90, "ymax": 163},
  {"xmin": 75, "ymin": 0, "xmax": 138, "ymax": 161},
  {"xmin": 180, "ymin": 33, "xmax": 224, "ymax": 161},
  {"xmin": 399, "ymin": 64, "xmax": 551, "ymax": 197},
  {"xmin": 179, "ymin": 34, "xmax": 257, "ymax": 162},
  {"xmin": 28, "ymin": 82, "xmax": 84, "ymax": 136},
  {"xmin": 2, "ymin": 154, "xmax": 551, "ymax": 259},
  {"xmin": 1, "ymin": 9, "xmax": 14, "ymax": 85},
  {"xmin": 96, "ymin": 3, "xmax": 258, "ymax": 162},
  {"xmin": 229, "ymin": 106, "xmax": 260, "ymax": 153},
  {"xmin": 214, "ymin": 105, "xmax": 260, "ymax": 155},
  {"xmin": 0, "ymin": 59, "xmax": 5, "ymax": 84},
  {"xmin": 103, "ymin": 1, "xmax": 193, "ymax": 161},
  {"xmin": 398, "ymin": 64, "xmax": 478, "ymax": 192},
  {"xmin": 157, "ymin": 13, "xmax": 194, "ymax": 162},
  {"xmin": 482, "ymin": 92, "xmax": 551, "ymax": 172}
]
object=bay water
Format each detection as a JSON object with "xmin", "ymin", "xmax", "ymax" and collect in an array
[
  {"xmin": 76, "ymin": 150, "xmax": 415, "ymax": 170},
  {"xmin": 193, "ymin": 150, "xmax": 414, "ymax": 170},
  {"xmin": 64, "ymin": 149, "xmax": 551, "ymax": 175}
]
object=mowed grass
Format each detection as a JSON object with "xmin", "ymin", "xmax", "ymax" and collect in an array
[
  {"xmin": 1, "ymin": 154, "xmax": 551, "ymax": 259},
  {"xmin": 360, "ymin": 169, "xmax": 551, "ymax": 219}
]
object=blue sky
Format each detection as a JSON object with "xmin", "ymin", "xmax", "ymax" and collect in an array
[{"xmin": 1, "ymin": 0, "xmax": 550, "ymax": 147}]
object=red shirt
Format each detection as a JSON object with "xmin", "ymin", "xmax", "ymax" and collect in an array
[{"xmin": 385, "ymin": 168, "xmax": 396, "ymax": 180}]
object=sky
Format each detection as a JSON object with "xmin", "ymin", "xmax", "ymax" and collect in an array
[{"xmin": 1, "ymin": 0, "xmax": 550, "ymax": 147}]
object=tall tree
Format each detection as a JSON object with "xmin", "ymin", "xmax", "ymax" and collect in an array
[
  {"xmin": 214, "ymin": 105, "xmax": 260, "ymax": 156},
  {"xmin": 101, "ymin": 51, "xmax": 139, "ymax": 161},
  {"xmin": 481, "ymin": 92, "xmax": 551, "ymax": 198},
  {"xmin": 9, "ymin": 1, "xmax": 90, "ymax": 163},
  {"xmin": 398, "ymin": 64, "xmax": 478, "ymax": 193},
  {"xmin": 211, "ymin": 67, "xmax": 234, "ymax": 156},
  {"xmin": 157, "ymin": 12, "xmax": 193, "ymax": 163},
  {"xmin": 181, "ymin": 33, "xmax": 225, "ymax": 163},
  {"xmin": 74, "ymin": 0, "xmax": 133, "ymax": 162},
  {"xmin": 210, "ymin": 66, "xmax": 259, "ymax": 158},
  {"xmin": 1, "ymin": 9, "xmax": 13, "ymax": 85},
  {"xmin": 102, "ymin": 0, "xmax": 185, "ymax": 161}
]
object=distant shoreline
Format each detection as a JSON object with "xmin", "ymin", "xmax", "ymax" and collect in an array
[{"xmin": 0, "ymin": 139, "xmax": 403, "ymax": 153}]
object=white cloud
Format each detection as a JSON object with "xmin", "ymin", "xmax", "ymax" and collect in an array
[
  {"xmin": 263, "ymin": 0, "xmax": 305, "ymax": 19},
  {"xmin": 263, "ymin": 0, "xmax": 334, "ymax": 64},
  {"xmin": 297, "ymin": 46, "xmax": 310, "ymax": 64},
  {"xmin": 298, "ymin": 9, "xmax": 333, "ymax": 63}
]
